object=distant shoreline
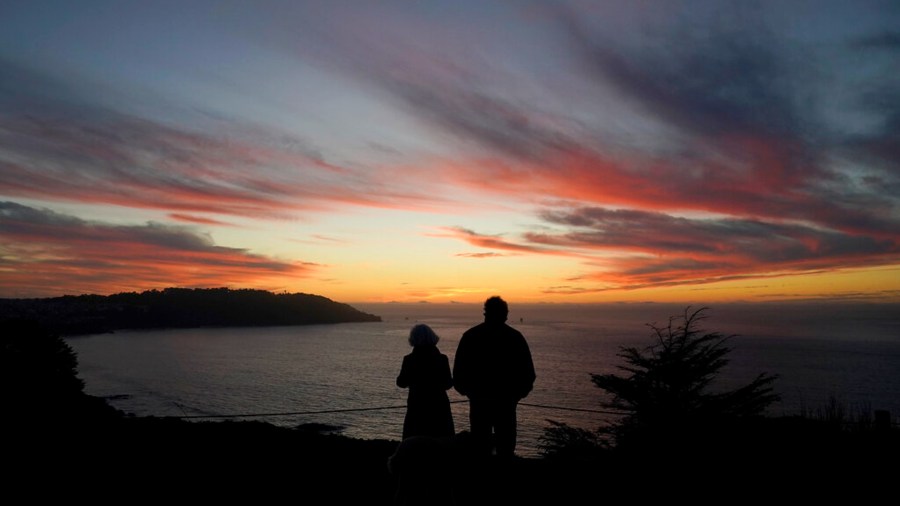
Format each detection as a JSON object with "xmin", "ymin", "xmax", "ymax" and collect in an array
[{"xmin": 0, "ymin": 287, "xmax": 382, "ymax": 336}]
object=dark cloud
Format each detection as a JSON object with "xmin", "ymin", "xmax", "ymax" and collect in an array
[
  {"xmin": 387, "ymin": 81, "xmax": 570, "ymax": 162},
  {"xmin": 281, "ymin": 7, "xmax": 579, "ymax": 165},
  {"xmin": 437, "ymin": 204, "xmax": 899, "ymax": 291},
  {"xmin": 851, "ymin": 75, "xmax": 900, "ymax": 176},
  {"xmin": 535, "ymin": 206, "xmax": 897, "ymax": 264},
  {"xmin": 825, "ymin": 31, "xmax": 900, "ymax": 228},
  {"xmin": 619, "ymin": 258, "xmax": 735, "ymax": 278},
  {"xmin": 2, "ymin": 201, "xmax": 224, "ymax": 254},
  {"xmin": 854, "ymin": 31, "xmax": 900, "ymax": 50},
  {"xmin": 559, "ymin": 6, "xmax": 806, "ymax": 140},
  {"xmin": 0, "ymin": 57, "xmax": 93, "ymax": 115},
  {"xmin": 0, "ymin": 201, "xmax": 316, "ymax": 297}
]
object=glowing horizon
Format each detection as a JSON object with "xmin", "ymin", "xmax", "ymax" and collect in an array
[{"xmin": 1, "ymin": 2, "xmax": 898, "ymax": 304}]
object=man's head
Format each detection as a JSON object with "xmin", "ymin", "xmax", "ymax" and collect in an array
[{"xmin": 483, "ymin": 296, "xmax": 508, "ymax": 323}]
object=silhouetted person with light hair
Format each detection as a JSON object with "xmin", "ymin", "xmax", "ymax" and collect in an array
[
  {"xmin": 453, "ymin": 296, "xmax": 535, "ymax": 459},
  {"xmin": 397, "ymin": 323, "xmax": 455, "ymax": 440}
]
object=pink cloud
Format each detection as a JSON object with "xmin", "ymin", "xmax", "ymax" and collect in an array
[
  {"xmin": 455, "ymin": 252, "xmax": 510, "ymax": 258},
  {"xmin": 0, "ymin": 202, "xmax": 318, "ymax": 298},
  {"xmin": 168, "ymin": 214, "xmax": 235, "ymax": 226},
  {"xmin": 430, "ymin": 227, "xmax": 568, "ymax": 256},
  {"xmin": 0, "ymin": 109, "xmax": 458, "ymax": 220}
]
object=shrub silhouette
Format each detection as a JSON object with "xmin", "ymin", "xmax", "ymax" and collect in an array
[
  {"xmin": 541, "ymin": 306, "xmax": 779, "ymax": 459},
  {"xmin": 2, "ymin": 319, "xmax": 84, "ymax": 406},
  {"xmin": 593, "ymin": 306, "xmax": 779, "ymax": 454},
  {"xmin": 1, "ymin": 318, "xmax": 119, "ymax": 426}
]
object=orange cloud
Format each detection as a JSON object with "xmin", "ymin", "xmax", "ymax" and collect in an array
[
  {"xmin": 430, "ymin": 227, "xmax": 569, "ymax": 256},
  {"xmin": 436, "ymin": 204, "xmax": 900, "ymax": 294},
  {"xmin": 0, "ymin": 202, "xmax": 318, "ymax": 298}
]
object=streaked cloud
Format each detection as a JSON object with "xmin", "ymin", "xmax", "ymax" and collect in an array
[
  {"xmin": 431, "ymin": 227, "xmax": 564, "ymax": 256},
  {"xmin": 168, "ymin": 214, "xmax": 235, "ymax": 226},
  {"xmin": 0, "ymin": 59, "xmax": 462, "ymax": 221},
  {"xmin": 436, "ymin": 204, "xmax": 899, "ymax": 292},
  {"xmin": 455, "ymin": 252, "xmax": 510, "ymax": 259},
  {"xmin": 0, "ymin": 201, "xmax": 317, "ymax": 297}
]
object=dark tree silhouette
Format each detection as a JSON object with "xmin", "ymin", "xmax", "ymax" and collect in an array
[
  {"xmin": 1, "ymin": 318, "xmax": 85, "ymax": 407},
  {"xmin": 540, "ymin": 306, "xmax": 779, "ymax": 461},
  {"xmin": 1, "ymin": 318, "xmax": 119, "ymax": 428},
  {"xmin": 591, "ymin": 306, "xmax": 779, "ymax": 454}
]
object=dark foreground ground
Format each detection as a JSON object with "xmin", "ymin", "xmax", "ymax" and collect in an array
[{"xmin": 5, "ymin": 409, "xmax": 898, "ymax": 505}]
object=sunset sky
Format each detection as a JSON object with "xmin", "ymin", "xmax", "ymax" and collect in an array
[{"xmin": 1, "ymin": 1, "xmax": 898, "ymax": 304}]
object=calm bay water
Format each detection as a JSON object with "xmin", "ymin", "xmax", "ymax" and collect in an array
[{"xmin": 66, "ymin": 302, "xmax": 900, "ymax": 458}]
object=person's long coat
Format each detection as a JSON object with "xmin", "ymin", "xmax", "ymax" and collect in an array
[{"xmin": 397, "ymin": 345, "xmax": 455, "ymax": 440}]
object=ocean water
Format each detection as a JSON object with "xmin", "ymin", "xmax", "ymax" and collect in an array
[{"xmin": 66, "ymin": 302, "xmax": 900, "ymax": 458}]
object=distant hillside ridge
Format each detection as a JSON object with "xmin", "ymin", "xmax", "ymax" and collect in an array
[{"xmin": 0, "ymin": 287, "xmax": 382, "ymax": 336}]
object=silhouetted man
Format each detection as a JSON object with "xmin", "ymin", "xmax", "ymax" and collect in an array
[{"xmin": 452, "ymin": 296, "xmax": 535, "ymax": 459}]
